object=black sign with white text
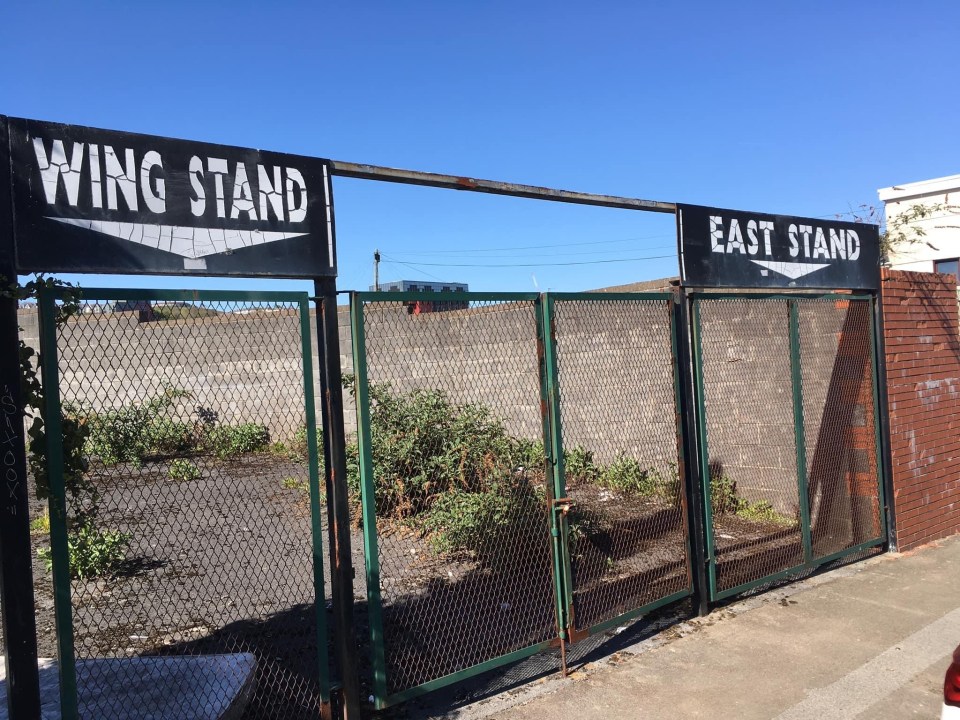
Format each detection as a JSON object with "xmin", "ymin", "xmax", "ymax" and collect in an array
[
  {"xmin": 5, "ymin": 116, "xmax": 336, "ymax": 277},
  {"xmin": 676, "ymin": 203, "xmax": 879, "ymax": 290}
]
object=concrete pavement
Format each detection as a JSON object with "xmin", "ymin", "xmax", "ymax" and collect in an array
[{"xmin": 436, "ymin": 536, "xmax": 960, "ymax": 719}]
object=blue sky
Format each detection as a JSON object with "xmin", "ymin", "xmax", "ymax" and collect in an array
[{"xmin": 2, "ymin": 1, "xmax": 958, "ymax": 296}]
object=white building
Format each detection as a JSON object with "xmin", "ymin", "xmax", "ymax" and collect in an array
[{"xmin": 878, "ymin": 174, "xmax": 960, "ymax": 279}]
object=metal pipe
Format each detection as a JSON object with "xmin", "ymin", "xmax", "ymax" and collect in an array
[
  {"xmin": 330, "ymin": 161, "xmax": 676, "ymax": 214},
  {"xmin": 314, "ymin": 279, "xmax": 362, "ymax": 719}
]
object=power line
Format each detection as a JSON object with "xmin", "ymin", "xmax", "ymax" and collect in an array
[
  {"xmin": 378, "ymin": 255, "xmax": 448, "ymax": 282},
  {"xmin": 381, "ymin": 253, "xmax": 676, "ymax": 269},
  {"xmin": 380, "ymin": 232, "xmax": 675, "ymax": 255},
  {"xmin": 387, "ymin": 244, "xmax": 677, "ymax": 261}
]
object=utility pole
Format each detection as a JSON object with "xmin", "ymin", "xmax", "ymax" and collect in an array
[{"xmin": 373, "ymin": 249, "xmax": 380, "ymax": 291}]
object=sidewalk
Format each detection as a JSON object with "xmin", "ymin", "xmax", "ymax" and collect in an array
[{"xmin": 451, "ymin": 536, "xmax": 960, "ymax": 719}]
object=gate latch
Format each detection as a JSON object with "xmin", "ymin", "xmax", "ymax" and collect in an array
[{"xmin": 552, "ymin": 497, "xmax": 574, "ymax": 515}]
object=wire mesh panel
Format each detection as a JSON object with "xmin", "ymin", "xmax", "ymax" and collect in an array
[
  {"xmin": 549, "ymin": 295, "xmax": 691, "ymax": 634},
  {"xmin": 694, "ymin": 297, "xmax": 805, "ymax": 595},
  {"xmin": 39, "ymin": 290, "xmax": 328, "ymax": 720},
  {"xmin": 351, "ymin": 293, "xmax": 556, "ymax": 707},
  {"xmin": 797, "ymin": 298, "xmax": 883, "ymax": 559}
]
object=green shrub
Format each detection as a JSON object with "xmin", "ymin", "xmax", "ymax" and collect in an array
[
  {"xmin": 168, "ymin": 459, "xmax": 201, "ymax": 482},
  {"xmin": 347, "ymin": 382, "xmax": 521, "ymax": 520},
  {"xmin": 563, "ymin": 446, "xmax": 598, "ymax": 483},
  {"xmin": 709, "ymin": 472, "xmax": 794, "ymax": 525},
  {"xmin": 418, "ymin": 482, "xmax": 544, "ymax": 560},
  {"xmin": 85, "ymin": 388, "xmax": 192, "ymax": 466},
  {"xmin": 709, "ymin": 473, "xmax": 740, "ymax": 514},
  {"xmin": 30, "ymin": 512, "xmax": 50, "ymax": 535},
  {"xmin": 37, "ymin": 517, "xmax": 130, "ymax": 579},
  {"xmin": 598, "ymin": 454, "xmax": 657, "ymax": 496},
  {"xmin": 281, "ymin": 476, "xmax": 308, "ymax": 492},
  {"xmin": 736, "ymin": 499, "xmax": 794, "ymax": 526},
  {"xmin": 206, "ymin": 423, "xmax": 270, "ymax": 459}
]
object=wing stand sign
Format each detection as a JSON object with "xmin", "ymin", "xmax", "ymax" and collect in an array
[
  {"xmin": 676, "ymin": 203, "xmax": 880, "ymax": 290},
  {"xmin": 3, "ymin": 116, "xmax": 336, "ymax": 277}
]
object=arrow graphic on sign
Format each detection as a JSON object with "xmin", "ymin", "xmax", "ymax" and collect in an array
[
  {"xmin": 749, "ymin": 259, "xmax": 831, "ymax": 280},
  {"xmin": 48, "ymin": 217, "xmax": 308, "ymax": 260}
]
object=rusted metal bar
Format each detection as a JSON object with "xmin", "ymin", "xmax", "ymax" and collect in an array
[{"xmin": 330, "ymin": 161, "xmax": 676, "ymax": 214}]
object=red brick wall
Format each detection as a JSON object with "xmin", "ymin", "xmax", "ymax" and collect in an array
[{"xmin": 881, "ymin": 268, "xmax": 960, "ymax": 550}]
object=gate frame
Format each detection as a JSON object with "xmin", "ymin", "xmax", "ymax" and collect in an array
[
  {"xmin": 350, "ymin": 289, "xmax": 700, "ymax": 708},
  {"xmin": 540, "ymin": 291, "xmax": 695, "ymax": 643},
  {"xmin": 349, "ymin": 290, "xmax": 558, "ymax": 710},
  {"xmin": 36, "ymin": 286, "xmax": 331, "ymax": 720},
  {"xmin": 688, "ymin": 290, "xmax": 888, "ymax": 602}
]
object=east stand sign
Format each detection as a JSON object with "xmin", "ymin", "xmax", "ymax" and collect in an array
[
  {"xmin": 2, "ymin": 116, "xmax": 336, "ymax": 278},
  {"xmin": 676, "ymin": 203, "xmax": 880, "ymax": 290}
]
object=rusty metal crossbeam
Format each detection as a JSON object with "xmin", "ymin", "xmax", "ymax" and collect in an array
[{"xmin": 330, "ymin": 161, "xmax": 676, "ymax": 213}]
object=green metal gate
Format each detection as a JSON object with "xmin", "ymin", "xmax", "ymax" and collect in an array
[
  {"xmin": 350, "ymin": 291, "xmax": 694, "ymax": 708},
  {"xmin": 690, "ymin": 293, "xmax": 886, "ymax": 601},
  {"xmin": 37, "ymin": 287, "xmax": 331, "ymax": 720}
]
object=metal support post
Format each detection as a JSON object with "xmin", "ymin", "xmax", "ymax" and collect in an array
[
  {"xmin": 314, "ymin": 278, "xmax": 362, "ymax": 719},
  {"xmin": 675, "ymin": 290, "xmax": 710, "ymax": 616},
  {"xmin": 0, "ymin": 115, "xmax": 42, "ymax": 720}
]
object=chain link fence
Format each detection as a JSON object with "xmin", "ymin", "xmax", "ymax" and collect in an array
[
  {"xmin": 549, "ymin": 295, "xmax": 691, "ymax": 634},
  {"xmin": 694, "ymin": 294, "xmax": 884, "ymax": 600},
  {"xmin": 36, "ymin": 290, "xmax": 329, "ymax": 720},
  {"xmin": 351, "ymin": 294, "xmax": 557, "ymax": 707},
  {"xmin": 798, "ymin": 298, "xmax": 882, "ymax": 559}
]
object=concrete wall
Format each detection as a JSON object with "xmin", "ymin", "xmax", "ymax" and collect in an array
[
  {"xmin": 881, "ymin": 269, "xmax": 960, "ymax": 550},
  {"xmin": 20, "ymin": 292, "xmax": 874, "ymax": 517}
]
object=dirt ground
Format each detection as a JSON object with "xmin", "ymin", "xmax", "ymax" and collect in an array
[
  {"xmin": 29, "ymin": 453, "xmax": 364, "ymax": 720},
  {"xmin": 26, "ymin": 454, "xmax": 801, "ymax": 717}
]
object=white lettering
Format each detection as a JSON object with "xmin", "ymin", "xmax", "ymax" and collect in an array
[
  {"xmin": 285, "ymin": 168, "xmax": 307, "ymax": 223},
  {"xmin": 103, "ymin": 146, "xmax": 138, "ymax": 211},
  {"xmin": 189, "ymin": 155, "xmax": 206, "ymax": 217},
  {"xmin": 710, "ymin": 215, "xmax": 724, "ymax": 252},
  {"xmin": 745, "ymin": 220, "xmax": 759, "ymax": 256},
  {"xmin": 829, "ymin": 229, "xmax": 847, "ymax": 260},
  {"xmin": 140, "ymin": 150, "xmax": 166, "ymax": 214},
  {"xmin": 799, "ymin": 224, "xmax": 813, "ymax": 258},
  {"xmin": 32, "ymin": 138, "xmax": 84, "ymax": 206},
  {"xmin": 727, "ymin": 219, "xmax": 746, "ymax": 254},
  {"xmin": 788, "ymin": 224, "xmax": 800, "ymax": 258},
  {"xmin": 230, "ymin": 162, "xmax": 258, "ymax": 221},
  {"xmin": 812, "ymin": 227, "xmax": 829, "ymax": 259},
  {"xmin": 207, "ymin": 158, "xmax": 229, "ymax": 218},
  {"xmin": 759, "ymin": 221, "xmax": 774, "ymax": 257},
  {"xmin": 88, "ymin": 144, "xmax": 102, "ymax": 209},
  {"xmin": 258, "ymin": 165, "xmax": 284, "ymax": 221},
  {"xmin": 847, "ymin": 229, "xmax": 860, "ymax": 260}
]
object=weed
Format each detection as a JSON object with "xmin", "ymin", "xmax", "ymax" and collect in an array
[
  {"xmin": 37, "ymin": 516, "xmax": 130, "ymax": 580},
  {"xmin": 598, "ymin": 454, "xmax": 658, "ymax": 496},
  {"xmin": 709, "ymin": 468, "xmax": 793, "ymax": 525},
  {"xmin": 564, "ymin": 446, "xmax": 598, "ymax": 483},
  {"xmin": 30, "ymin": 512, "xmax": 50, "ymax": 535},
  {"xmin": 281, "ymin": 476, "xmax": 308, "ymax": 492},
  {"xmin": 85, "ymin": 387, "xmax": 193, "ymax": 466},
  {"xmin": 735, "ymin": 500, "xmax": 794, "ymax": 526},
  {"xmin": 206, "ymin": 422, "xmax": 270, "ymax": 459},
  {"xmin": 168, "ymin": 459, "xmax": 201, "ymax": 482}
]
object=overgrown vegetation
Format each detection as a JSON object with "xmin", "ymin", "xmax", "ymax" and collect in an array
[
  {"xmin": 847, "ymin": 202, "xmax": 960, "ymax": 264},
  {"xmin": 342, "ymin": 376, "xmax": 682, "ymax": 563},
  {"xmin": 37, "ymin": 516, "xmax": 131, "ymax": 580},
  {"xmin": 81, "ymin": 391, "xmax": 271, "ymax": 466},
  {"xmin": 168, "ymin": 459, "xmax": 201, "ymax": 482},
  {"xmin": 709, "ymin": 468, "xmax": 794, "ymax": 527},
  {"xmin": 8, "ymin": 276, "xmax": 132, "ymax": 579}
]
